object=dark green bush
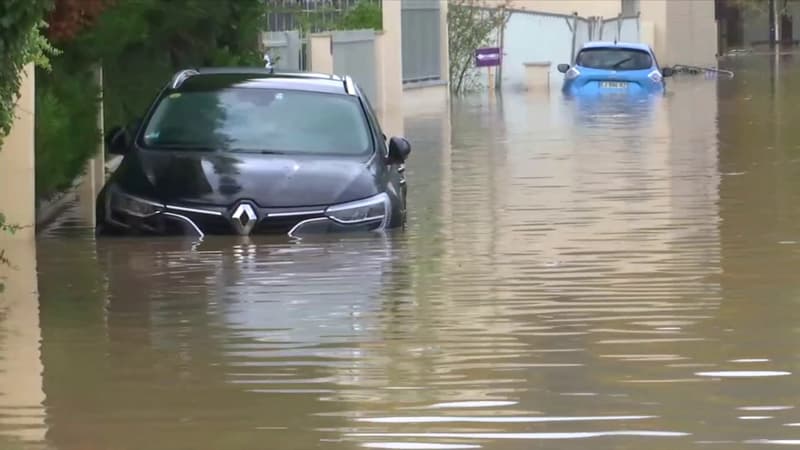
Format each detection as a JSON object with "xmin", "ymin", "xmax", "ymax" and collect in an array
[
  {"xmin": 337, "ymin": 1, "xmax": 383, "ymax": 30},
  {"xmin": 34, "ymin": 0, "xmax": 266, "ymax": 201},
  {"xmin": 35, "ymin": 61, "xmax": 101, "ymax": 200}
]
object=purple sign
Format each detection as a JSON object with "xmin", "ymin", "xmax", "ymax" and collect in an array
[{"xmin": 475, "ymin": 47, "xmax": 502, "ymax": 67}]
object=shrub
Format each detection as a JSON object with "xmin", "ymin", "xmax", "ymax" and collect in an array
[
  {"xmin": 35, "ymin": 62, "xmax": 101, "ymax": 200},
  {"xmin": 337, "ymin": 1, "xmax": 382, "ymax": 30}
]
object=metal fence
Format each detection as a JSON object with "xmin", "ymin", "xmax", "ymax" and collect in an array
[
  {"xmin": 401, "ymin": 0, "xmax": 442, "ymax": 83},
  {"xmin": 265, "ymin": 0, "xmax": 378, "ymax": 33},
  {"xmin": 260, "ymin": 31, "xmax": 303, "ymax": 71},
  {"xmin": 598, "ymin": 14, "xmax": 641, "ymax": 42},
  {"xmin": 332, "ymin": 30, "xmax": 378, "ymax": 102}
]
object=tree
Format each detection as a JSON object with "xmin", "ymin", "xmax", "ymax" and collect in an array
[
  {"xmin": 448, "ymin": 0, "xmax": 510, "ymax": 95},
  {"xmin": 0, "ymin": 0, "xmax": 53, "ymax": 143},
  {"xmin": 33, "ymin": 0, "xmax": 267, "ymax": 199},
  {"xmin": 46, "ymin": 0, "xmax": 109, "ymax": 43},
  {"xmin": 729, "ymin": 0, "xmax": 793, "ymax": 17}
]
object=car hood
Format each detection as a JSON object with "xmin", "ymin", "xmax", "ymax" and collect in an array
[{"xmin": 114, "ymin": 149, "xmax": 381, "ymax": 207}]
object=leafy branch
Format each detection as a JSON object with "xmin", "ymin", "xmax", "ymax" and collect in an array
[
  {"xmin": 268, "ymin": 0, "xmax": 381, "ymax": 34},
  {"xmin": 448, "ymin": 0, "xmax": 510, "ymax": 95},
  {"xmin": 1, "ymin": 0, "xmax": 53, "ymax": 146}
]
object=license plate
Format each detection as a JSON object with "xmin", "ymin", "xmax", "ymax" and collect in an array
[{"xmin": 600, "ymin": 81, "xmax": 628, "ymax": 88}]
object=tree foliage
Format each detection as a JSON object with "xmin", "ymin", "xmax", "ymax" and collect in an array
[
  {"xmin": 0, "ymin": 0, "xmax": 53, "ymax": 145},
  {"xmin": 46, "ymin": 0, "xmax": 109, "ymax": 42},
  {"xmin": 729, "ymin": 0, "xmax": 791, "ymax": 15},
  {"xmin": 336, "ymin": 0, "xmax": 382, "ymax": 30},
  {"xmin": 269, "ymin": 0, "xmax": 381, "ymax": 33},
  {"xmin": 448, "ymin": 0, "xmax": 510, "ymax": 95},
  {"xmin": 75, "ymin": 0, "xmax": 264, "ymax": 125},
  {"xmin": 34, "ymin": 0, "xmax": 266, "ymax": 199}
]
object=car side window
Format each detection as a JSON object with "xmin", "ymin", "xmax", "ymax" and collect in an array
[
  {"xmin": 650, "ymin": 47, "xmax": 661, "ymax": 70},
  {"xmin": 356, "ymin": 86, "xmax": 388, "ymax": 157}
]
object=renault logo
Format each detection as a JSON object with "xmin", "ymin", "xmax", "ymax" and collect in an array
[{"xmin": 231, "ymin": 203, "xmax": 258, "ymax": 235}]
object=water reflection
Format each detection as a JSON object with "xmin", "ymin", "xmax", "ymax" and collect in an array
[
  {"xmin": 0, "ymin": 239, "xmax": 47, "ymax": 449},
  {"xmin": 10, "ymin": 56, "xmax": 800, "ymax": 449},
  {"xmin": 565, "ymin": 93, "xmax": 661, "ymax": 129}
]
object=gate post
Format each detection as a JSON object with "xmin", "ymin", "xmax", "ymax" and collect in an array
[{"xmin": 78, "ymin": 62, "xmax": 105, "ymax": 227}]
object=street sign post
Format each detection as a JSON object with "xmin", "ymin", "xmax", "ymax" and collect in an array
[{"xmin": 475, "ymin": 47, "xmax": 501, "ymax": 94}]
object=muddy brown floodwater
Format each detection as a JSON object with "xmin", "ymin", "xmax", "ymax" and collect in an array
[{"xmin": 4, "ymin": 54, "xmax": 800, "ymax": 450}]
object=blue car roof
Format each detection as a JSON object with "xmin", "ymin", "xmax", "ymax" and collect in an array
[{"xmin": 581, "ymin": 41, "xmax": 652, "ymax": 52}]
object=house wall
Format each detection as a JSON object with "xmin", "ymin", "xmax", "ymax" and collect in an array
[{"xmin": 640, "ymin": 0, "xmax": 717, "ymax": 66}]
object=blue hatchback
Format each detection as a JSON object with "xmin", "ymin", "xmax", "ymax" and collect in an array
[{"xmin": 557, "ymin": 41, "xmax": 673, "ymax": 96}]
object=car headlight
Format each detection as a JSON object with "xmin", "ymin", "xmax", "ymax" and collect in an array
[
  {"xmin": 565, "ymin": 67, "xmax": 581, "ymax": 80},
  {"xmin": 325, "ymin": 193, "xmax": 390, "ymax": 227},
  {"xmin": 108, "ymin": 187, "xmax": 162, "ymax": 218}
]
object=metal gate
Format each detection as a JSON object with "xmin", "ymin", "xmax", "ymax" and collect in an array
[
  {"xmin": 401, "ymin": 0, "xmax": 442, "ymax": 83},
  {"xmin": 332, "ymin": 30, "xmax": 378, "ymax": 102},
  {"xmin": 260, "ymin": 31, "xmax": 303, "ymax": 71}
]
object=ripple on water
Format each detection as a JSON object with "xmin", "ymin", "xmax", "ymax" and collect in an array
[{"xmin": 14, "ymin": 67, "xmax": 800, "ymax": 450}]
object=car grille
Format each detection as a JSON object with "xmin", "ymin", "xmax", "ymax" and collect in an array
[
  {"xmin": 180, "ymin": 213, "xmax": 235, "ymax": 235},
  {"xmin": 253, "ymin": 214, "xmax": 325, "ymax": 234},
  {"xmin": 159, "ymin": 207, "xmax": 326, "ymax": 236}
]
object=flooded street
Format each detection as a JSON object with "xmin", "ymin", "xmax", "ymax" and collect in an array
[{"xmin": 6, "ymin": 55, "xmax": 800, "ymax": 449}]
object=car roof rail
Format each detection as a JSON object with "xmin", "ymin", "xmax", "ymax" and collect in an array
[
  {"xmin": 343, "ymin": 75, "xmax": 356, "ymax": 96},
  {"xmin": 171, "ymin": 69, "xmax": 200, "ymax": 89}
]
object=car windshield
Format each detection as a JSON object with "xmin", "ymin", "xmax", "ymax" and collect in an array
[
  {"xmin": 575, "ymin": 48, "xmax": 653, "ymax": 71},
  {"xmin": 141, "ymin": 88, "xmax": 372, "ymax": 155}
]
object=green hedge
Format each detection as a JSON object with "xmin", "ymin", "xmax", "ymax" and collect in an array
[
  {"xmin": 336, "ymin": 1, "xmax": 383, "ymax": 30},
  {"xmin": 35, "ymin": 60, "xmax": 101, "ymax": 200},
  {"xmin": 34, "ymin": 0, "xmax": 265, "ymax": 202}
]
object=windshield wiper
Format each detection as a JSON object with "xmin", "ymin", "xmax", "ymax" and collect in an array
[
  {"xmin": 610, "ymin": 57, "xmax": 633, "ymax": 69},
  {"xmin": 228, "ymin": 148, "xmax": 287, "ymax": 155},
  {"xmin": 147, "ymin": 141, "xmax": 218, "ymax": 151}
]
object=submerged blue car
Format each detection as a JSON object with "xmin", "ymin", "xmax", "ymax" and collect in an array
[{"xmin": 557, "ymin": 41, "xmax": 674, "ymax": 96}]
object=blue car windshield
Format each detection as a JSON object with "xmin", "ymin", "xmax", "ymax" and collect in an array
[
  {"xmin": 575, "ymin": 48, "xmax": 653, "ymax": 71},
  {"xmin": 140, "ymin": 88, "xmax": 372, "ymax": 155}
]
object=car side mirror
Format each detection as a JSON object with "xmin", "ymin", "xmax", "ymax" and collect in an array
[
  {"xmin": 557, "ymin": 64, "xmax": 570, "ymax": 73},
  {"xmin": 105, "ymin": 126, "xmax": 129, "ymax": 155},
  {"xmin": 662, "ymin": 67, "xmax": 674, "ymax": 78},
  {"xmin": 388, "ymin": 137, "xmax": 411, "ymax": 164}
]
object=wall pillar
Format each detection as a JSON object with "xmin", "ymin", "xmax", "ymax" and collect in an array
[
  {"xmin": 78, "ymin": 63, "xmax": 106, "ymax": 227},
  {"xmin": 439, "ymin": 0, "xmax": 450, "ymax": 86},
  {"xmin": 309, "ymin": 33, "xmax": 334, "ymax": 74},
  {"xmin": 639, "ymin": 0, "xmax": 717, "ymax": 66},
  {"xmin": 0, "ymin": 64, "xmax": 36, "ymax": 240},
  {"xmin": 379, "ymin": 0, "xmax": 405, "ymax": 138},
  {"xmin": 639, "ymin": 0, "xmax": 669, "ymax": 62}
]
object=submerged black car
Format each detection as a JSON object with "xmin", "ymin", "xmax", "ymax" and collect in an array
[{"xmin": 96, "ymin": 68, "xmax": 411, "ymax": 239}]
